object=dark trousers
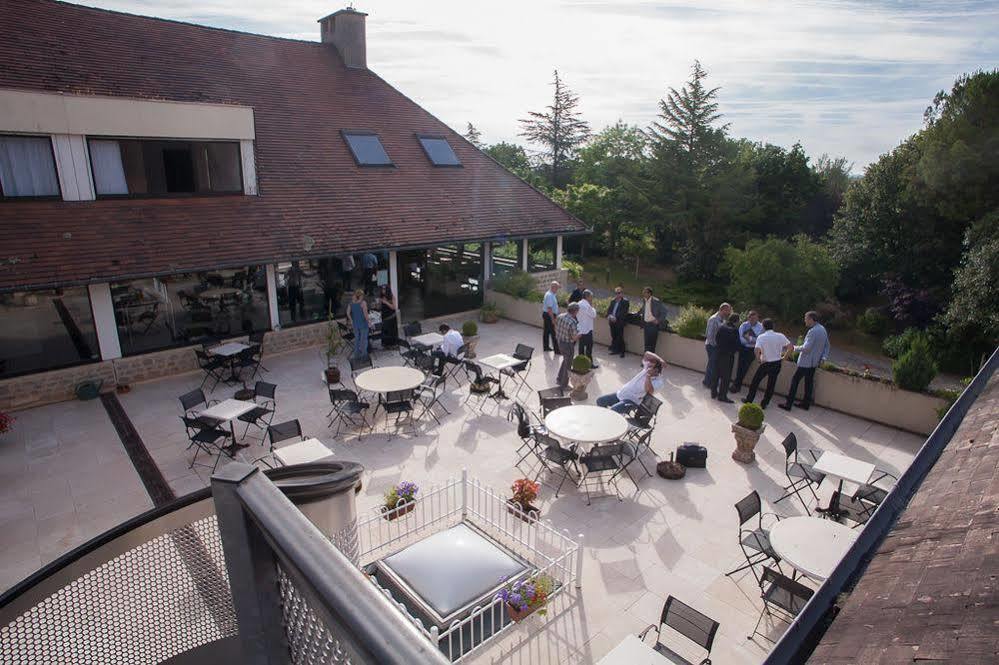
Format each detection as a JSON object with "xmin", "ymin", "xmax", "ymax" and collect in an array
[
  {"xmin": 542, "ymin": 315, "xmax": 558, "ymax": 352},
  {"xmin": 786, "ymin": 366, "xmax": 817, "ymax": 406},
  {"xmin": 557, "ymin": 340, "xmax": 575, "ymax": 387},
  {"xmin": 609, "ymin": 322, "xmax": 626, "ymax": 355},
  {"xmin": 643, "ymin": 322, "xmax": 659, "ymax": 353},
  {"xmin": 732, "ymin": 347, "xmax": 756, "ymax": 389},
  {"xmin": 703, "ymin": 345, "xmax": 717, "ymax": 387},
  {"xmin": 712, "ymin": 352, "xmax": 735, "ymax": 398},
  {"xmin": 287, "ymin": 286, "xmax": 303, "ymax": 320},
  {"xmin": 579, "ymin": 331, "xmax": 594, "ymax": 360},
  {"xmin": 746, "ymin": 360, "xmax": 782, "ymax": 406}
]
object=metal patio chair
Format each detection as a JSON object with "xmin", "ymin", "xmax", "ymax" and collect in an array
[
  {"xmin": 508, "ymin": 401, "xmax": 548, "ymax": 474},
  {"xmin": 538, "ymin": 386, "xmax": 571, "ymax": 418},
  {"xmin": 326, "ymin": 388, "xmax": 371, "ymax": 438},
  {"xmin": 194, "ymin": 349, "xmax": 226, "ymax": 392},
  {"xmin": 748, "ymin": 567, "xmax": 814, "ymax": 643},
  {"xmin": 822, "ymin": 490, "xmax": 871, "ymax": 528},
  {"xmin": 382, "ymin": 389, "xmax": 416, "ymax": 436},
  {"xmin": 639, "ymin": 595, "xmax": 720, "ymax": 665},
  {"xmin": 725, "ymin": 490, "xmax": 782, "ymax": 585},
  {"xmin": 774, "ymin": 433, "xmax": 826, "ymax": 515},
  {"xmin": 578, "ymin": 441, "xmax": 627, "ymax": 505},
  {"xmin": 253, "ymin": 419, "xmax": 305, "ymax": 469},
  {"xmin": 178, "ymin": 388, "xmax": 219, "ymax": 431},
  {"xmin": 181, "ymin": 416, "xmax": 233, "ymax": 474},
  {"xmin": 533, "ymin": 432, "xmax": 579, "ymax": 498},
  {"xmin": 852, "ymin": 468, "xmax": 898, "ymax": 518},
  {"xmin": 501, "ymin": 343, "xmax": 535, "ymax": 399},
  {"xmin": 236, "ymin": 381, "xmax": 277, "ymax": 442},
  {"xmin": 415, "ymin": 373, "xmax": 450, "ymax": 425},
  {"xmin": 462, "ymin": 361, "xmax": 499, "ymax": 412}
]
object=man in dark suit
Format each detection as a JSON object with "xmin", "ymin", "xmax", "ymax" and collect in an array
[
  {"xmin": 712, "ymin": 313, "xmax": 742, "ymax": 402},
  {"xmin": 568, "ymin": 280, "xmax": 585, "ymax": 304},
  {"xmin": 605, "ymin": 286, "xmax": 630, "ymax": 358},
  {"xmin": 640, "ymin": 287, "xmax": 669, "ymax": 353}
]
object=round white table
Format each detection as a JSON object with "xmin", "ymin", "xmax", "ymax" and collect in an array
[
  {"xmin": 544, "ymin": 405, "xmax": 629, "ymax": 446},
  {"xmin": 769, "ymin": 516, "xmax": 859, "ymax": 581},
  {"xmin": 354, "ymin": 366, "xmax": 424, "ymax": 394}
]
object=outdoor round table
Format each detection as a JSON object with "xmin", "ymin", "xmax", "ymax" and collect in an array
[
  {"xmin": 544, "ymin": 405, "xmax": 629, "ymax": 448},
  {"xmin": 353, "ymin": 366, "xmax": 425, "ymax": 394},
  {"xmin": 769, "ymin": 516, "xmax": 859, "ymax": 581}
]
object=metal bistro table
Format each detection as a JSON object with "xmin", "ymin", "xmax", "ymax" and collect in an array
[
  {"xmin": 208, "ymin": 341, "xmax": 251, "ymax": 384},
  {"xmin": 196, "ymin": 398, "xmax": 258, "ymax": 451},
  {"xmin": 769, "ymin": 515, "xmax": 859, "ymax": 581},
  {"xmin": 813, "ymin": 451, "xmax": 876, "ymax": 518},
  {"xmin": 597, "ymin": 634, "xmax": 672, "ymax": 665},
  {"xmin": 273, "ymin": 438, "xmax": 334, "ymax": 466},
  {"xmin": 353, "ymin": 366, "xmax": 425, "ymax": 423},
  {"xmin": 545, "ymin": 405, "xmax": 629, "ymax": 451},
  {"xmin": 477, "ymin": 353, "xmax": 523, "ymax": 400},
  {"xmin": 410, "ymin": 332, "xmax": 444, "ymax": 350}
]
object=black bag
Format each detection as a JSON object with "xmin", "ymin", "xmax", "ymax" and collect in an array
[{"xmin": 676, "ymin": 443, "xmax": 707, "ymax": 468}]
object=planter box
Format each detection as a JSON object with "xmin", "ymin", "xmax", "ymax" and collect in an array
[
  {"xmin": 505, "ymin": 601, "xmax": 541, "ymax": 622},
  {"xmin": 506, "ymin": 499, "xmax": 540, "ymax": 523},
  {"xmin": 381, "ymin": 501, "xmax": 416, "ymax": 521}
]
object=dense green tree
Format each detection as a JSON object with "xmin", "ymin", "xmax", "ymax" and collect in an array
[
  {"xmin": 484, "ymin": 141, "xmax": 547, "ymax": 189},
  {"xmin": 735, "ymin": 140, "xmax": 821, "ymax": 239},
  {"xmin": 941, "ymin": 211, "xmax": 999, "ymax": 358},
  {"xmin": 519, "ymin": 70, "xmax": 591, "ymax": 188}
]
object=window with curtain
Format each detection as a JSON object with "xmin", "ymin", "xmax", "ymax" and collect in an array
[
  {"xmin": 0, "ymin": 135, "xmax": 60, "ymax": 198},
  {"xmin": 88, "ymin": 138, "xmax": 243, "ymax": 197}
]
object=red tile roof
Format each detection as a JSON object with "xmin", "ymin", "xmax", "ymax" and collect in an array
[{"xmin": 0, "ymin": 0, "xmax": 585, "ymax": 291}]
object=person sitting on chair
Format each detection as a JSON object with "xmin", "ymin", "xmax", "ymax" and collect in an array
[
  {"xmin": 596, "ymin": 352, "xmax": 666, "ymax": 413},
  {"xmin": 433, "ymin": 324, "xmax": 465, "ymax": 374}
]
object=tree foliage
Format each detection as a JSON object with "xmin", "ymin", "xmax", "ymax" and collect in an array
[
  {"xmin": 941, "ymin": 212, "xmax": 999, "ymax": 352},
  {"xmin": 519, "ymin": 70, "xmax": 591, "ymax": 188},
  {"xmin": 464, "ymin": 122, "xmax": 483, "ymax": 148}
]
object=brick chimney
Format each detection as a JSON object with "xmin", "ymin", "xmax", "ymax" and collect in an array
[{"xmin": 319, "ymin": 8, "xmax": 367, "ymax": 69}]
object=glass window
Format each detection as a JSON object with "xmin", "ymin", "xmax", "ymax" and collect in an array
[
  {"xmin": 398, "ymin": 244, "xmax": 482, "ymax": 320},
  {"xmin": 89, "ymin": 138, "xmax": 243, "ymax": 197},
  {"xmin": 0, "ymin": 288, "xmax": 98, "ymax": 378},
  {"xmin": 111, "ymin": 267, "xmax": 270, "ymax": 356},
  {"xmin": 342, "ymin": 131, "xmax": 393, "ymax": 166},
  {"xmin": 0, "ymin": 135, "xmax": 60, "ymax": 198},
  {"xmin": 276, "ymin": 253, "xmax": 389, "ymax": 327},
  {"xmin": 417, "ymin": 136, "xmax": 461, "ymax": 167},
  {"xmin": 528, "ymin": 237, "xmax": 557, "ymax": 272},
  {"xmin": 490, "ymin": 240, "xmax": 523, "ymax": 276}
]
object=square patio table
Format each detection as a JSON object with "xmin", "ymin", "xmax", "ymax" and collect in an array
[
  {"xmin": 596, "ymin": 634, "xmax": 672, "ymax": 664},
  {"xmin": 208, "ymin": 342, "xmax": 251, "ymax": 384},
  {"xmin": 274, "ymin": 438, "xmax": 333, "ymax": 466},
  {"xmin": 814, "ymin": 451, "xmax": 876, "ymax": 518},
  {"xmin": 411, "ymin": 332, "xmax": 444, "ymax": 349},
  {"xmin": 197, "ymin": 398, "xmax": 258, "ymax": 448},
  {"xmin": 478, "ymin": 353, "xmax": 522, "ymax": 400}
]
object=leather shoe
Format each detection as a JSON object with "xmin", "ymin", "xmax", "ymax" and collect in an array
[
  {"xmin": 796, "ymin": 402, "xmax": 811, "ymax": 410},
  {"xmin": 718, "ymin": 397, "xmax": 734, "ymax": 404},
  {"xmin": 778, "ymin": 403, "xmax": 792, "ymax": 411}
]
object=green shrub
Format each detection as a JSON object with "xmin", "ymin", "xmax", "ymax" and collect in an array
[
  {"xmin": 461, "ymin": 320, "xmax": 478, "ymax": 337},
  {"xmin": 563, "ymin": 259, "xmax": 583, "ymax": 281},
  {"xmin": 857, "ymin": 307, "xmax": 891, "ymax": 336},
  {"xmin": 571, "ymin": 354, "xmax": 592, "ymax": 373},
  {"xmin": 882, "ymin": 327, "xmax": 924, "ymax": 359},
  {"xmin": 737, "ymin": 403, "xmax": 765, "ymax": 430},
  {"xmin": 492, "ymin": 270, "xmax": 537, "ymax": 299},
  {"xmin": 892, "ymin": 337, "xmax": 937, "ymax": 392},
  {"xmin": 674, "ymin": 304, "xmax": 711, "ymax": 339}
]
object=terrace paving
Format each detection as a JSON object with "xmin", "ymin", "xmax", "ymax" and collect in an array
[{"xmin": 0, "ymin": 318, "xmax": 924, "ymax": 663}]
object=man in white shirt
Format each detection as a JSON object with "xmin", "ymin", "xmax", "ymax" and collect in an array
[
  {"xmin": 433, "ymin": 324, "xmax": 465, "ymax": 374},
  {"xmin": 742, "ymin": 318, "xmax": 792, "ymax": 409},
  {"xmin": 576, "ymin": 289, "xmax": 599, "ymax": 368},
  {"xmin": 596, "ymin": 352, "xmax": 666, "ymax": 413}
]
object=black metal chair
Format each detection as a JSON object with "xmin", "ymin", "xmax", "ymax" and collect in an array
[
  {"xmin": 233, "ymin": 345, "xmax": 262, "ymax": 383},
  {"xmin": 774, "ymin": 433, "xmax": 826, "ymax": 515},
  {"xmin": 508, "ymin": 401, "xmax": 548, "ymax": 473},
  {"xmin": 403, "ymin": 321, "xmax": 423, "ymax": 341},
  {"xmin": 415, "ymin": 373, "xmax": 450, "ymax": 425},
  {"xmin": 236, "ymin": 381, "xmax": 277, "ymax": 442},
  {"xmin": 349, "ymin": 355, "xmax": 373, "ymax": 383},
  {"xmin": 578, "ymin": 442, "xmax": 626, "ymax": 504},
  {"xmin": 194, "ymin": 349, "xmax": 226, "ymax": 391},
  {"xmin": 442, "ymin": 344, "xmax": 469, "ymax": 388},
  {"xmin": 501, "ymin": 343, "xmax": 535, "ymax": 399},
  {"xmin": 253, "ymin": 419, "xmax": 305, "ymax": 468},
  {"xmin": 248, "ymin": 331, "xmax": 269, "ymax": 373},
  {"xmin": 382, "ymin": 389, "xmax": 416, "ymax": 435},
  {"xmin": 336, "ymin": 321, "xmax": 356, "ymax": 357},
  {"xmin": 748, "ymin": 567, "xmax": 814, "ymax": 642},
  {"xmin": 725, "ymin": 491, "xmax": 782, "ymax": 585},
  {"xmin": 396, "ymin": 339, "xmax": 428, "ymax": 368},
  {"xmin": 462, "ymin": 361, "xmax": 498, "ymax": 412},
  {"xmin": 538, "ymin": 386, "xmax": 571, "ymax": 418},
  {"xmin": 181, "ymin": 416, "xmax": 232, "ymax": 473},
  {"xmin": 327, "ymin": 388, "xmax": 371, "ymax": 438},
  {"xmin": 852, "ymin": 468, "xmax": 897, "ymax": 518},
  {"xmin": 533, "ymin": 432, "xmax": 579, "ymax": 498},
  {"xmin": 639, "ymin": 595, "xmax": 720, "ymax": 665},
  {"xmin": 178, "ymin": 388, "xmax": 219, "ymax": 431}
]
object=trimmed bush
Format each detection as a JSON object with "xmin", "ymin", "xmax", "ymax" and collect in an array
[
  {"xmin": 492, "ymin": 270, "xmax": 537, "ymax": 299},
  {"xmin": 674, "ymin": 304, "xmax": 711, "ymax": 340},
  {"xmin": 857, "ymin": 307, "xmax": 891, "ymax": 336},
  {"xmin": 882, "ymin": 327, "xmax": 924, "ymax": 359},
  {"xmin": 563, "ymin": 259, "xmax": 583, "ymax": 281},
  {"xmin": 571, "ymin": 354, "xmax": 592, "ymax": 373},
  {"xmin": 737, "ymin": 403, "xmax": 765, "ymax": 430},
  {"xmin": 461, "ymin": 320, "xmax": 478, "ymax": 337},
  {"xmin": 892, "ymin": 336, "xmax": 937, "ymax": 392}
]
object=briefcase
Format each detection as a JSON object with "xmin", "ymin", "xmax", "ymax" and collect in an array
[{"xmin": 676, "ymin": 443, "xmax": 707, "ymax": 468}]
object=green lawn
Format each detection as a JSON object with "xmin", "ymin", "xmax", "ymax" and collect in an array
[{"xmin": 574, "ymin": 256, "xmax": 726, "ymax": 309}]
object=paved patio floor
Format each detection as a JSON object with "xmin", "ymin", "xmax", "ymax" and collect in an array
[{"xmin": 0, "ymin": 318, "xmax": 924, "ymax": 663}]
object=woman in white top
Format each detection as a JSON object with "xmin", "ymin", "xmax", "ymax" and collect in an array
[{"xmin": 595, "ymin": 352, "xmax": 666, "ymax": 413}]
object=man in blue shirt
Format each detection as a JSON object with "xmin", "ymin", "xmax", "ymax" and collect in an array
[
  {"xmin": 779, "ymin": 311, "xmax": 830, "ymax": 411},
  {"xmin": 541, "ymin": 281, "xmax": 560, "ymax": 354},
  {"xmin": 730, "ymin": 311, "xmax": 763, "ymax": 393}
]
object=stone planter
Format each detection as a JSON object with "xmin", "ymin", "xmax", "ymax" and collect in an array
[
  {"xmin": 731, "ymin": 422, "xmax": 766, "ymax": 463},
  {"xmin": 568, "ymin": 369, "xmax": 594, "ymax": 401},
  {"xmin": 462, "ymin": 334, "xmax": 479, "ymax": 359}
]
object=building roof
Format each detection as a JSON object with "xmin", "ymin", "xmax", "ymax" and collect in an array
[
  {"xmin": 810, "ymin": 371, "xmax": 999, "ymax": 664},
  {"xmin": 0, "ymin": 0, "xmax": 585, "ymax": 291}
]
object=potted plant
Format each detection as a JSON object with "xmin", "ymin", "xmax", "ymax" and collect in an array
[
  {"xmin": 507, "ymin": 478, "xmax": 541, "ymax": 522},
  {"xmin": 568, "ymin": 354, "xmax": 594, "ymax": 400},
  {"xmin": 496, "ymin": 573, "xmax": 555, "ymax": 622},
  {"xmin": 324, "ymin": 307, "xmax": 344, "ymax": 384},
  {"xmin": 480, "ymin": 301, "xmax": 502, "ymax": 324},
  {"xmin": 732, "ymin": 403, "xmax": 766, "ymax": 463},
  {"xmin": 461, "ymin": 320, "xmax": 480, "ymax": 359},
  {"xmin": 0, "ymin": 411, "xmax": 14, "ymax": 436},
  {"xmin": 381, "ymin": 481, "xmax": 419, "ymax": 520}
]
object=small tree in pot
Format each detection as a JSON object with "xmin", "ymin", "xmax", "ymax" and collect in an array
[
  {"xmin": 461, "ymin": 320, "xmax": 480, "ymax": 358},
  {"xmin": 480, "ymin": 301, "xmax": 502, "ymax": 324},
  {"xmin": 732, "ymin": 403, "xmax": 766, "ymax": 463},
  {"xmin": 568, "ymin": 354, "xmax": 594, "ymax": 400}
]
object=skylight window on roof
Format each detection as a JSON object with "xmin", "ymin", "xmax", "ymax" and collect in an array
[
  {"xmin": 342, "ymin": 131, "xmax": 393, "ymax": 167},
  {"xmin": 418, "ymin": 136, "xmax": 461, "ymax": 167}
]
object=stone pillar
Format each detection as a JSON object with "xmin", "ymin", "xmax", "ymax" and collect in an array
[
  {"xmin": 521, "ymin": 238, "xmax": 529, "ymax": 271},
  {"xmin": 265, "ymin": 264, "xmax": 280, "ymax": 330},
  {"xmin": 88, "ymin": 283, "xmax": 121, "ymax": 360},
  {"xmin": 389, "ymin": 250, "xmax": 400, "ymax": 322},
  {"xmin": 556, "ymin": 235, "xmax": 564, "ymax": 270},
  {"xmin": 482, "ymin": 241, "xmax": 492, "ymax": 286}
]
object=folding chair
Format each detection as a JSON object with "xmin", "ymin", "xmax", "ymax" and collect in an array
[
  {"xmin": 725, "ymin": 491, "xmax": 782, "ymax": 585},
  {"xmin": 748, "ymin": 567, "xmax": 814, "ymax": 642},
  {"xmin": 383, "ymin": 389, "xmax": 416, "ymax": 436},
  {"xmin": 194, "ymin": 349, "xmax": 226, "ymax": 392},
  {"xmin": 236, "ymin": 381, "xmax": 277, "ymax": 442},
  {"xmin": 233, "ymin": 346, "xmax": 262, "ymax": 383},
  {"xmin": 336, "ymin": 322, "xmax": 355, "ymax": 358},
  {"xmin": 327, "ymin": 388, "xmax": 371, "ymax": 438},
  {"xmin": 508, "ymin": 401, "xmax": 548, "ymax": 473},
  {"xmin": 533, "ymin": 432, "xmax": 579, "ymax": 498},
  {"xmin": 253, "ymin": 419, "xmax": 305, "ymax": 469},
  {"xmin": 396, "ymin": 339, "xmax": 427, "ymax": 368},
  {"xmin": 774, "ymin": 433, "xmax": 826, "ymax": 515},
  {"xmin": 178, "ymin": 388, "xmax": 219, "ymax": 430},
  {"xmin": 403, "ymin": 321, "xmax": 423, "ymax": 340},
  {"xmin": 349, "ymin": 355, "xmax": 373, "ymax": 390},
  {"xmin": 539, "ymin": 392, "xmax": 571, "ymax": 418},
  {"xmin": 462, "ymin": 361, "xmax": 498, "ymax": 412},
  {"xmin": 415, "ymin": 373, "xmax": 450, "ymax": 425},
  {"xmin": 248, "ymin": 331, "xmax": 269, "ymax": 373},
  {"xmin": 441, "ymin": 344, "xmax": 469, "ymax": 388},
  {"xmin": 639, "ymin": 595, "xmax": 720, "ymax": 665},
  {"xmin": 852, "ymin": 468, "xmax": 897, "ymax": 518},
  {"xmin": 181, "ymin": 416, "xmax": 233, "ymax": 474},
  {"xmin": 501, "ymin": 343, "xmax": 534, "ymax": 399},
  {"xmin": 578, "ymin": 442, "xmax": 626, "ymax": 505}
]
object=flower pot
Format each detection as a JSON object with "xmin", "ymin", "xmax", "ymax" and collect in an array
[
  {"xmin": 462, "ymin": 334, "xmax": 480, "ymax": 359},
  {"xmin": 325, "ymin": 367, "xmax": 341, "ymax": 384},
  {"xmin": 505, "ymin": 601, "xmax": 541, "ymax": 622},
  {"xmin": 731, "ymin": 422, "xmax": 766, "ymax": 464},
  {"xmin": 481, "ymin": 312, "xmax": 499, "ymax": 324},
  {"xmin": 381, "ymin": 500, "xmax": 415, "ymax": 521},
  {"xmin": 506, "ymin": 499, "xmax": 540, "ymax": 523},
  {"xmin": 568, "ymin": 369, "xmax": 593, "ymax": 401}
]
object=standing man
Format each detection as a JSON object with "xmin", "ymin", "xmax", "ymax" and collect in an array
[
  {"xmin": 780, "ymin": 311, "xmax": 830, "ymax": 411},
  {"xmin": 743, "ymin": 319, "xmax": 792, "ymax": 409},
  {"xmin": 568, "ymin": 279, "xmax": 585, "ymax": 303},
  {"xmin": 606, "ymin": 286, "xmax": 630, "ymax": 358},
  {"xmin": 286, "ymin": 261, "xmax": 304, "ymax": 322},
  {"xmin": 555, "ymin": 303, "xmax": 581, "ymax": 389},
  {"xmin": 641, "ymin": 287, "xmax": 668, "ymax": 353},
  {"xmin": 541, "ymin": 281, "xmax": 560, "ymax": 354},
  {"xmin": 731, "ymin": 310, "xmax": 763, "ymax": 393},
  {"xmin": 703, "ymin": 302, "xmax": 733, "ymax": 389},
  {"xmin": 712, "ymin": 313, "xmax": 741, "ymax": 402},
  {"xmin": 576, "ymin": 290, "xmax": 599, "ymax": 367}
]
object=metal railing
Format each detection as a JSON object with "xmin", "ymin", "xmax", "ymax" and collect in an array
[{"xmin": 762, "ymin": 345, "xmax": 999, "ymax": 664}]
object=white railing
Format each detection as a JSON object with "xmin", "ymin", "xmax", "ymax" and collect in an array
[{"xmin": 355, "ymin": 470, "xmax": 583, "ymax": 662}]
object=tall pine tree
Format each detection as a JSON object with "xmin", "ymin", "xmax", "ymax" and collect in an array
[
  {"xmin": 464, "ymin": 122, "xmax": 483, "ymax": 148},
  {"xmin": 519, "ymin": 70, "xmax": 590, "ymax": 188}
]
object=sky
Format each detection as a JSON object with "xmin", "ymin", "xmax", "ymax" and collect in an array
[{"xmin": 85, "ymin": 0, "xmax": 997, "ymax": 171}]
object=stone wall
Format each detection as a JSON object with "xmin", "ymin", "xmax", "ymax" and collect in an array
[
  {"xmin": 264, "ymin": 322, "xmax": 329, "ymax": 355},
  {"xmin": 530, "ymin": 269, "xmax": 569, "ymax": 292},
  {"xmin": 0, "ymin": 361, "xmax": 116, "ymax": 411}
]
